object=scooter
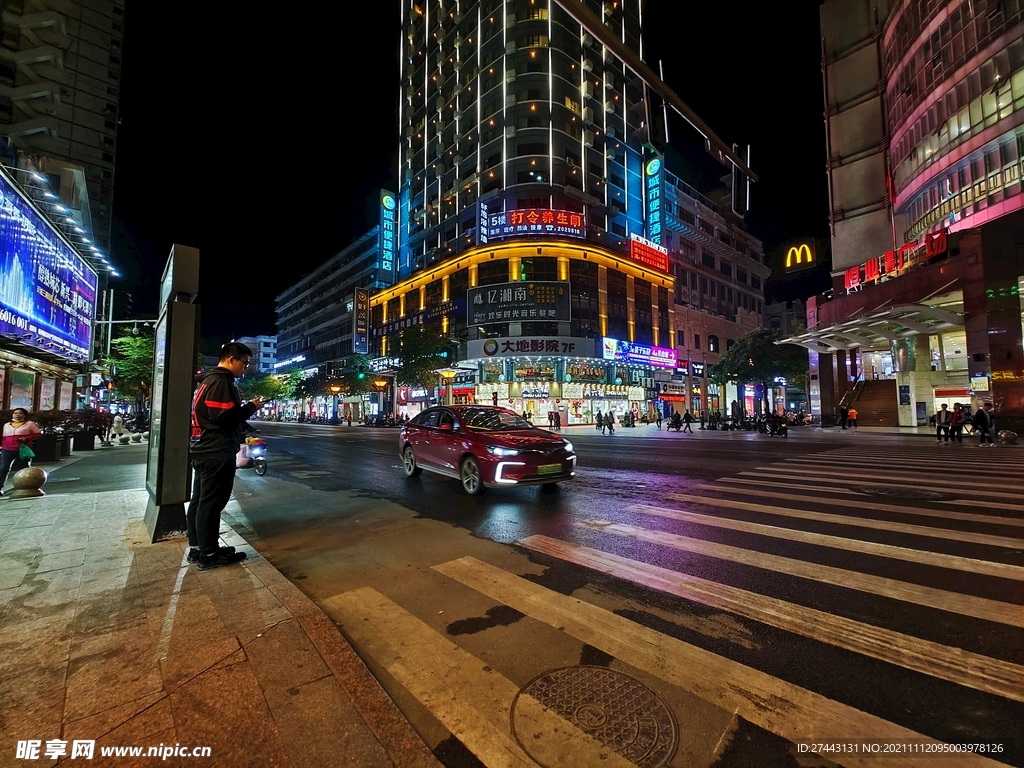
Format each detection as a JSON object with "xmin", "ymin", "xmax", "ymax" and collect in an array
[
  {"xmin": 668, "ymin": 414, "xmax": 683, "ymax": 432},
  {"xmin": 238, "ymin": 434, "xmax": 268, "ymax": 475}
]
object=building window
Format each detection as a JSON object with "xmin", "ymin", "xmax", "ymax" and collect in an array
[
  {"xmin": 751, "ymin": 275, "xmax": 761, "ymax": 290},
  {"xmin": 634, "ymin": 278, "xmax": 653, "ymax": 345},
  {"xmin": 720, "ymin": 261, "xmax": 732, "ymax": 277},
  {"xmin": 702, "ymin": 250, "xmax": 715, "ymax": 268},
  {"xmin": 520, "ymin": 256, "xmax": 558, "ymax": 281},
  {"xmin": 708, "ymin": 335, "xmax": 720, "ymax": 353},
  {"xmin": 570, "ymin": 259, "xmax": 600, "ymax": 338},
  {"xmin": 694, "ymin": 334, "xmax": 701, "ymax": 350},
  {"xmin": 736, "ymin": 267, "xmax": 747, "ymax": 284},
  {"xmin": 607, "ymin": 269, "xmax": 628, "ymax": 339},
  {"xmin": 476, "ymin": 258, "xmax": 509, "ymax": 286}
]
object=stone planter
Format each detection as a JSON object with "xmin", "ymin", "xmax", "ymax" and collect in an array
[{"xmin": 32, "ymin": 434, "xmax": 60, "ymax": 463}]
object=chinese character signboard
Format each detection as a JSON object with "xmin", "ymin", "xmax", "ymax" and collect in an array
[
  {"xmin": 371, "ymin": 297, "xmax": 466, "ymax": 339},
  {"xmin": 467, "ymin": 336, "xmax": 595, "ymax": 359},
  {"xmin": 483, "ymin": 209, "xmax": 585, "ymax": 242},
  {"xmin": 352, "ymin": 287, "xmax": 369, "ymax": 354},
  {"xmin": 378, "ymin": 190, "xmax": 397, "ymax": 285},
  {"xmin": 467, "ymin": 281, "xmax": 570, "ymax": 325},
  {"xmin": 627, "ymin": 234, "xmax": 669, "ymax": 273},
  {"xmin": 645, "ymin": 155, "xmax": 664, "ymax": 245},
  {"xmin": 601, "ymin": 337, "xmax": 677, "ymax": 369},
  {"xmin": 0, "ymin": 168, "xmax": 97, "ymax": 361},
  {"xmin": 478, "ymin": 200, "xmax": 490, "ymax": 245},
  {"xmin": 844, "ymin": 231, "xmax": 950, "ymax": 293},
  {"xmin": 691, "ymin": 361, "xmax": 706, "ymax": 378}
]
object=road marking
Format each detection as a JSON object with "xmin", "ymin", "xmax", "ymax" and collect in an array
[
  {"xmin": 750, "ymin": 464, "xmax": 1024, "ymax": 490},
  {"xmin": 699, "ymin": 482, "xmax": 1024, "ymax": 528},
  {"xmin": 434, "ymin": 557, "xmax": 1005, "ymax": 768},
  {"xmin": 737, "ymin": 471, "xmax": 1024, "ymax": 501},
  {"xmin": 784, "ymin": 456, "xmax": 1022, "ymax": 473},
  {"xmin": 321, "ymin": 587, "xmax": 635, "ymax": 768},
  {"xmin": 577, "ymin": 520, "xmax": 1024, "ymax": 628},
  {"xmin": 629, "ymin": 501, "xmax": 1024, "ymax": 581},
  {"xmin": 517, "ymin": 536, "xmax": 1024, "ymax": 703},
  {"xmin": 663, "ymin": 493, "xmax": 1024, "ymax": 550}
]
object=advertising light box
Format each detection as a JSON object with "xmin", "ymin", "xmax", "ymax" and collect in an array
[
  {"xmin": 483, "ymin": 209, "xmax": 585, "ymax": 242},
  {"xmin": 0, "ymin": 171, "xmax": 97, "ymax": 360},
  {"xmin": 602, "ymin": 337, "xmax": 677, "ymax": 369}
]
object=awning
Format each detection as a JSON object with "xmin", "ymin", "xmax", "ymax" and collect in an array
[{"xmin": 778, "ymin": 304, "xmax": 963, "ymax": 353}]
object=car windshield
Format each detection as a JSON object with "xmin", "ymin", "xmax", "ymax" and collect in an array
[{"xmin": 461, "ymin": 408, "xmax": 533, "ymax": 432}]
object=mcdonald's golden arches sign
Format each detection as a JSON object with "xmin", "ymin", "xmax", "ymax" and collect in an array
[{"xmin": 784, "ymin": 242, "xmax": 815, "ymax": 273}]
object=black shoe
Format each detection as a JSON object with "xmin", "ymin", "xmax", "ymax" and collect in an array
[
  {"xmin": 187, "ymin": 545, "xmax": 236, "ymax": 563},
  {"xmin": 196, "ymin": 550, "xmax": 246, "ymax": 570}
]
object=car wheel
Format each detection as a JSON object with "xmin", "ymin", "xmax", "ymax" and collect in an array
[
  {"xmin": 460, "ymin": 456, "xmax": 485, "ymax": 495},
  {"xmin": 402, "ymin": 446, "xmax": 422, "ymax": 477}
]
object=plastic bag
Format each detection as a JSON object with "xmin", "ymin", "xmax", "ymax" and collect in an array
[{"xmin": 18, "ymin": 442, "xmax": 35, "ymax": 460}]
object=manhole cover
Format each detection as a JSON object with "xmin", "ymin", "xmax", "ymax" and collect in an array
[
  {"xmin": 850, "ymin": 486, "xmax": 955, "ymax": 501},
  {"xmin": 511, "ymin": 666, "xmax": 677, "ymax": 767}
]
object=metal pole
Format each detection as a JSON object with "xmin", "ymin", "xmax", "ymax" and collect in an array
[{"xmin": 105, "ymin": 288, "xmax": 114, "ymax": 357}]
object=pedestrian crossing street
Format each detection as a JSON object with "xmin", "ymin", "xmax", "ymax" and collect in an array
[{"xmin": 322, "ymin": 444, "xmax": 1024, "ymax": 767}]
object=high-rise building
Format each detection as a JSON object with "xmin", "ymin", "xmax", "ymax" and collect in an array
[
  {"xmin": 368, "ymin": 0, "xmax": 766, "ymax": 423},
  {"xmin": 398, "ymin": 0, "xmax": 647, "ymax": 273},
  {"xmin": 235, "ymin": 336, "xmax": 278, "ymax": 374},
  {"xmin": 0, "ymin": 0, "xmax": 125, "ymax": 256},
  {"xmin": 792, "ymin": 0, "xmax": 1024, "ymax": 429}
]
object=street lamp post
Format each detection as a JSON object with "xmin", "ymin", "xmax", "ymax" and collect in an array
[
  {"xmin": 328, "ymin": 383, "xmax": 342, "ymax": 424},
  {"xmin": 372, "ymin": 378, "xmax": 390, "ymax": 420}
]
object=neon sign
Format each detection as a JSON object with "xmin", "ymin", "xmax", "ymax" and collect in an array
[
  {"xmin": 645, "ymin": 154, "xmax": 663, "ymax": 245},
  {"xmin": 628, "ymin": 233, "xmax": 669, "ymax": 273},
  {"xmin": 484, "ymin": 208, "xmax": 585, "ymax": 241},
  {"xmin": 602, "ymin": 337, "xmax": 677, "ymax": 369},
  {"xmin": 844, "ymin": 231, "xmax": 948, "ymax": 292},
  {"xmin": 378, "ymin": 190, "xmax": 397, "ymax": 285}
]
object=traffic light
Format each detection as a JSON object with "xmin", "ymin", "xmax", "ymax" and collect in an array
[
  {"xmin": 492, "ymin": 392, "xmax": 498, "ymax": 406},
  {"xmin": 357, "ymin": 366, "xmax": 366, "ymax": 380}
]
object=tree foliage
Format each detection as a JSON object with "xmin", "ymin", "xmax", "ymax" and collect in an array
[
  {"xmin": 709, "ymin": 329, "xmax": 808, "ymax": 406},
  {"xmin": 105, "ymin": 330, "xmax": 155, "ymax": 400},
  {"xmin": 392, "ymin": 324, "xmax": 452, "ymax": 388}
]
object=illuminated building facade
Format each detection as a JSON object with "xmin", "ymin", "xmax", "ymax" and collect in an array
[
  {"xmin": 375, "ymin": 0, "xmax": 768, "ymax": 422},
  {"xmin": 797, "ymin": 0, "xmax": 1024, "ymax": 428}
]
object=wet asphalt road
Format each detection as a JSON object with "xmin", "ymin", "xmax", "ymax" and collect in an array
[{"xmin": 223, "ymin": 422, "xmax": 1024, "ymax": 768}]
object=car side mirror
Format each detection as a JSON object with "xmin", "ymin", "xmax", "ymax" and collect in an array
[{"xmin": 439, "ymin": 422, "xmax": 453, "ymax": 431}]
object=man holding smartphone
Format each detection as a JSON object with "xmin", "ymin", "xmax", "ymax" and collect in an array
[{"xmin": 186, "ymin": 342, "xmax": 265, "ymax": 569}]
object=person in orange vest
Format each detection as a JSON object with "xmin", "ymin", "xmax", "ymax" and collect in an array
[{"xmin": 847, "ymin": 406, "xmax": 858, "ymax": 428}]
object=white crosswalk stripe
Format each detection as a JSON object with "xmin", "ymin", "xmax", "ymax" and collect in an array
[{"xmin": 319, "ymin": 444, "xmax": 1022, "ymax": 767}]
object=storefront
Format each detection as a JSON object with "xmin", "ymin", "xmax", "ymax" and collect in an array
[{"xmin": 397, "ymin": 386, "xmax": 432, "ymax": 419}]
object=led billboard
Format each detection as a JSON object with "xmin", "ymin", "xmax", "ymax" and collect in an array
[
  {"xmin": 0, "ymin": 170, "xmax": 97, "ymax": 360},
  {"xmin": 602, "ymin": 337, "xmax": 677, "ymax": 369}
]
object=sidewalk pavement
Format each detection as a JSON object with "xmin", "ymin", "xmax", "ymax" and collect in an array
[{"xmin": 0, "ymin": 443, "xmax": 440, "ymax": 768}]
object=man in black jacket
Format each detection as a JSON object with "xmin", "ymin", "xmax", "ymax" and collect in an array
[{"xmin": 187, "ymin": 342, "xmax": 264, "ymax": 569}]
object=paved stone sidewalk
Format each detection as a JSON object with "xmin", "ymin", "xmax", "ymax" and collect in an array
[{"xmin": 0, "ymin": 461, "xmax": 440, "ymax": 767}]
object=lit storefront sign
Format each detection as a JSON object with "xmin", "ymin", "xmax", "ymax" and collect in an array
[
  {"xmin": 564, "ymin": 383, "xmax": 644, "ymax": 399},
  {"xmin": 645, "ymin": 155, "xmax": 663, "ymax": 245},
  {"xmin": 478, "ymin": 200, "xmax": 490, "ymax": 245},
  {"xmin": 844, "ymin": 231, "xmax": 948, "ymax": 293},
  {"xmin": 0, "ymin": 169, "xmax": 97, "ymax": 361},
  {"xmin": 468, "ymin": 281, "xmax": 570, "ymax": 325},
  {"xmin": 481, "ymin": 208, "xmax": 585, "ymax": 242},
  {"xmin": 369, "ymin": 356, "xmax": 401, "ymax": 373},
  {"xmin": 273, "ymin": 355, "xmax": 306, "ymax": 369},
  {"xmin": 352, "ymin": 287, "xmax": 369, "ymax": 354},
  {"xmin": 628, "ymin": 234, "xmax": 669, "ymax": 273},
  {"xmin": 691, "ymin": 361, "xmax": 706, "ymax": 378},
  {"xmin": 785, "ymin": 242, "xmax": 815, "ymax": 272},
  {"xmin": 468, "ymin": 336, "xmax": 595, "ymax": 359},
  {"xmin": 601, "ymin": 337, "xmax": 677, "ymax": 369},
  {"xmin": 378, "ymin": 190, "xmax": 397, "ymax": 285},
  {"xmin": 676, "ymin": 361, "xmax": 689, "ymax": 375},
  {"xmin": 372, "ymin": 297, "xmax": 466, "ymax": 338}
]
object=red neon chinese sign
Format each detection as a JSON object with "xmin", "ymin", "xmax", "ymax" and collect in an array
[
  {"xmin": 628, "ymin": 234, "xmax": 669, "ymax": 273},
  {"xmin": 485, "ymin": 209, "xmax": 586, "ymax": 240}
]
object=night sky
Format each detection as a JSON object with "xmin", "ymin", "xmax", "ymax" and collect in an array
[{"xmin": 110, "ymin": 2, "xmax": 827, "ymax": 347}]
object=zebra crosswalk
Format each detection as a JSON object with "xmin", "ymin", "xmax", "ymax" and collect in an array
[{"xmin": 322, "ymin": 444, "xmax": 1023, "ymax": 767}]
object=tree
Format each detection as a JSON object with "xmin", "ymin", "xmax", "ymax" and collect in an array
[
  {"xmin": 334, "ymin": 353, "xmax": 377, "ymax": 396},
  {"xmin": 709, "ymin": 329, "xmax": 808, "ymax": 413},
  {"xmin": 392, "ymin": 323, "xmax": 452, "ymax": 388},
  {"xmin": 238, "ymin": 372, "xmax": 292, "ymax": 402},
  {"xmin": 105, "ymin": 329, "xmax": 155, "ymax": 400}
]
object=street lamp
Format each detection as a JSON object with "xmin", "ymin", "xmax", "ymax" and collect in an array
[
  {"xmin": 328, "ymin": 383, "xmax": 343, "ymax": 424},
  {"xmin": 439, "ymin": 368, "xmax": 458, "ymax": 405}
]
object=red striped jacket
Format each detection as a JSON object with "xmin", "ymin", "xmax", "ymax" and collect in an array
[{"xmin": 190, "ymin": 367, "xmax": 256, "ymax": 457}]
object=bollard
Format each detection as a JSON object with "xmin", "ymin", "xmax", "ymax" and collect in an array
[
  {"xmin": 131, "ymin": 434, "xmax": 142, "ymax": 443},
  {"xmin": 9, "ymin": 466, "xmax": 47, "ymax": 498},
  {"xmin": 119, "ymin": 435, "xmax": 131, "ymax": 445},
  {"xmin": 998, "ymin": 429, "xmax": 1017, "ymax": 445}
]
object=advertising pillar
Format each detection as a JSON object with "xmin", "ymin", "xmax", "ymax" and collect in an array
[{"xmin": 144, "ymin": 245, "xmax": 199, "ymax": 542}]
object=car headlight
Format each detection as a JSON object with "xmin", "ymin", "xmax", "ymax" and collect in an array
[
  {"xmin": 562, "ymin": 441, "xmax": 573, "ymax": 453},
  {"xmin": 487, "ymin": 446, "xmax": 520, "ymax": 457}
]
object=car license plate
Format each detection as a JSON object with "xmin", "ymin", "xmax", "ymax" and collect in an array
[{"xmin": 539, "ymin": 464, "xmax": 561, "ymax": 475}]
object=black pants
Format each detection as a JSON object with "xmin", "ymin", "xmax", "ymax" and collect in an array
[
  {"xmin": 683, "ymin": 422, "xmax": 692, "ymax": 432},
  {"xmin": 936, "ymin": 425, "xmax": 949, "ymax": 441},
  {"xmin": 979, "ymin": 427, "xmax": 994, "ymax": 445},
  {"xmin": 0, "ymin": 449, "xmax": 29, "ymax": 488},
  {"xmin": 950, "ymin": 425, "xmax": 963, "ymax": 442},
  {"xmin": 187, "ymin": 456, "xmax": 236, "ymax": 554}
]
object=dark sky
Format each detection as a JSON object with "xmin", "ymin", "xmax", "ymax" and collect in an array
[{"xmin": 110, "ymin": 2, "xmax": 828, "ymax": 346}]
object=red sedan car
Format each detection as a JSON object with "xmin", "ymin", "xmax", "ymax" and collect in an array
[{"xmin": 399, "ymin": 406, "xmax": 576, "ymax": 495}]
